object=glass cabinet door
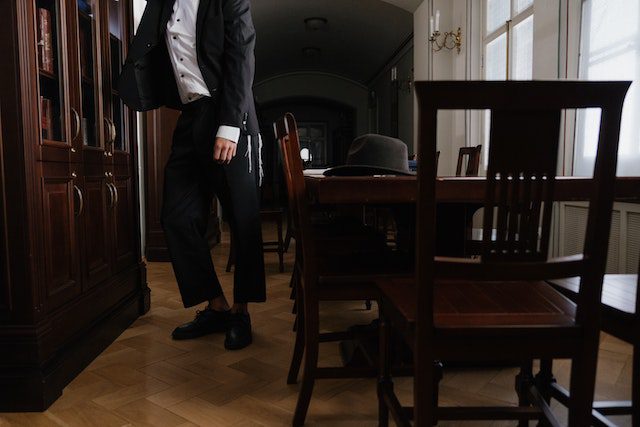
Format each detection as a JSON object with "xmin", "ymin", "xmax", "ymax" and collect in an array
[
  {"xmin": 106, "ymin": 0, "xmax": 127, "ymax": 155},
  {"xmin": 77, "ymin": 0, "xmax": 100, "ymax": 148},
  {"xmin": 35, "ymin": 0, "xmax": 67, "ymax": 143}
]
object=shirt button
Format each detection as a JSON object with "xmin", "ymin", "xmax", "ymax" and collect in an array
[
  {"xmin": 172, "ymin": 36, "xmax": 177, "ymax": 40},
  {"xmin": 177, "ymin": 18, "xmax": 180, "ymax": 22},
  {"xmin": 180, "ymin": 58, "xmax": 184, "ymax": 61},
  {"xmin": 180, "ymin": 74, "xmax": 184, "ymax": 78}
]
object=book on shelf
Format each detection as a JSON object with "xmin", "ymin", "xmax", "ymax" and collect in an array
[
  {"xmin": 36, "ymin": 8, "xmax": 54, "ymax": 74},
  {"xmin": 40, "ymin": 96, "xmax": 53, "ymax": 140}
]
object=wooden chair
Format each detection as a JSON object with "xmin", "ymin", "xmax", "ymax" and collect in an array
[
  {"xmin": 376, "ymin": 80, "xmax": 630, "ymax": 426},
  {"xmin": 274, "ymin": 113, "xmax": 411, "ymax": 426},
  {"xmin": 544, "ymin": 259, "xmax": 639, "ymax": 426},
  {"xmin": 453, "ymin": 145, "xmax": 482, "ymax": 255},
  {"xmin": 455, "ymin": 145, "xmax": 482, "ymax": 177},
  {"xmin": 225, "ymin": 208, "xmax": 285, "ymax": 273}
]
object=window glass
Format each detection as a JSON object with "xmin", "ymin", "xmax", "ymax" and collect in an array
[
  {"xmin": 486, "ymin": 33, "xmax": 507, "ymax": 80},
  {"xmin": 512, "ymin": 15, "xmax": 534, "ymax": 79},
  {"xmin": 515, "ymin": 0, "xmax": 533, "ymax": 14},
  {"xmin": 36, "ymin": 0, "xmax": 66, "ymax": 142},
  {"xmin": 486, "ymin": 0, "xmax": 510, "ymax": 34},
  {"xmin": 575, "ymin": 0, "xmax": 640, "ymax": 176}
]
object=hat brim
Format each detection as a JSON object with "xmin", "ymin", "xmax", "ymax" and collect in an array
[{"xmin": 322, "ymin": 165, "xmax": 416, "ymax": 177}]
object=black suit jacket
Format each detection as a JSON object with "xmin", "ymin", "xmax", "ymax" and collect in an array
[{"xmin": 118, "ymin": 0, "xmax": 258, "ymax": 134}]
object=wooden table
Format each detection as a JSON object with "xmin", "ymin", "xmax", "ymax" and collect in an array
[{"xmin": 305, "ymin": 175, "xmax": 640, "ymax": 205}]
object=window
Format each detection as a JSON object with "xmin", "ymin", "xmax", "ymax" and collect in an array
[
  {"xmin": 574, "ymin": 0, "xmax": 640, "ymax": 177},
  {"xmin": 481, "ymin": 0, "xmax": 534, "ymax": 167},
  {"xmin": 297, "ymin": 123, "xmax": 327, "ymax": 168},
  {"xmin": 483, "ymin": 0, "xmax": 534, "ymax": 80}
]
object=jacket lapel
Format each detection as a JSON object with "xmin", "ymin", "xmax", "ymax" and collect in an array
[
  {"xmin": 159, "ymin": 0, "xmax": 177, "ymax": 36},
  {"xmin": 196, "ymin": 0, "xmax": 213, "ymax": 41}
]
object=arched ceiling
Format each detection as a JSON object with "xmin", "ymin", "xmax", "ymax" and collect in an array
[{"xmin": 251, "ymin": 0, "xmax": 416, "ymax": 85}]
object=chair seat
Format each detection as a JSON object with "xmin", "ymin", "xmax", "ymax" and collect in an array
[
  {"xmin": 319, "ymin": 251, "xmax": 413, "ymax": 284},
  {"xmin": 548, "ymin": 275, "xmax": 637, "ymax": 342},
  {"xmin": 378, "ymin": 277, "xmax": 576, "ymax": 330},
  {"xmin": 313, "ymin": 251, "xmax": 412, "ymax": 301},
  {"xmin": 548, "ymin": 275, "xmax": 636, "ymax": 315}
]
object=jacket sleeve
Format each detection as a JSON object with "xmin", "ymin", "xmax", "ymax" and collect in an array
[{"xmin": 219, "ymin": 0, "xmax": 256, "ymax": 132}]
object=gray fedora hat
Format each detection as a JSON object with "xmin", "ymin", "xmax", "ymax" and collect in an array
[{"xmin": 323, "ymin": 134, "xmax": 415, "ymax": 177}]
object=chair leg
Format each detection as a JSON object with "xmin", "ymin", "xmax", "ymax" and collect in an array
[
  {"xmin": 567, "ymin": 342, "xmax": 599, "ymax": 427},
  {"xmin": 378, "ymin": 311, "xmax": 391, "ymax": 427},
  {"xmin": 225, "ymin": 231, "xmax": 234, "ymax": 272},
  {"xmin": 292, "ymin": 300, "xmax": 319, "ymax": 427},
  {"xmin": 288, "ymin": 295, "xmax": 305, "ymax": 384},
  {"xmin": 284, "ymin": 212, "xmax": 293, "ymax": 253},
  {"xmin": 536, "ymin": 359, "xmax": 555, "ymax": 404},
  {"xmin": 277, "ymin": 214, "xmax": 285, "ymax": 273},
  {"xmin": 433, "ymin": 361, "xmax": 443, "ymax": 426},
  {"xmin": 633, "ymin": 342, "xmax": 639, "ymax": 427},
  {"xmin": 414, "ymin": 343, "xmax": 437, "ymax": 426},
  {"xmin": 515, "ymin": 360, "xmax": 534, "ymax": 427}
]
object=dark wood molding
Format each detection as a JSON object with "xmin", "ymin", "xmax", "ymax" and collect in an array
[
  {"xmin": 0, "ymin": 108, "xmax": 9, "ymax": 312},
  {"xmin": 0, "ymin": 264, "xmax": 145, "ymax": 411}
]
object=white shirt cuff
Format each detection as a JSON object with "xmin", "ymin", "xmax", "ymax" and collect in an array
[{"xmin": 216, "ymin": 126, "xmax": 241, "ymax": 144}]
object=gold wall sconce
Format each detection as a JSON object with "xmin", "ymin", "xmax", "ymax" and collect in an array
[{"xmin": 428, "ymin": 10, "xmax": 463, "ymax": 54}]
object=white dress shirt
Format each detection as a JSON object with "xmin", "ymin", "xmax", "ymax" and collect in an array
[{"xmin": 165, "ymin": 0, "xmax": 240, "ymax": 143}]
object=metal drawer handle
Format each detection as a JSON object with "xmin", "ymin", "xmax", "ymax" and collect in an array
[
  {"xmin": 71, "ymin": 108, "xmax": 81, "ymax": 141},
  {"xmin": 74, "ymin": 185, "xmax": 84, "ymax": 216},
  {"xmin": 106, "ymin": 183, "xmax": 115, "ymax": 208},
  {"xmin": 103, "ymin": 117, "xmax": 112, "ymax": 145},
  {"xmin": 109, "ymin": 119, "xmax": 117, "ymax": 145},
  {"xmin": 111, "ymin": 183, "xmax": 119, "ymax": 207},
  {"xmin": 104, "ymin": 117, "xmax": 117, "ymax": 145}
]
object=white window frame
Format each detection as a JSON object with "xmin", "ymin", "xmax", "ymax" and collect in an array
[
  {"xmin": 479, "ymin": 0, "xmax": 534, "ymax": 168},
  {"xmin": 481, "ymin": 0, "xmax": 534, "ymax": 80}
]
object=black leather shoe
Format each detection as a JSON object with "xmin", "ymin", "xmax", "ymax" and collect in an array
[
  {"xmin": 172, "ymin": 308, "xmax": 229, "ymax": 340},
  {"xmin": 224, "ymin": 312, "xmax": 252, "ymax": 350}
]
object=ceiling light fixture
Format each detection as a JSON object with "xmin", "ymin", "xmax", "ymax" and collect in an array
[
  {"xmin": 304, "ymin": 17, "xmax": 328, "ymax": 31},
  {"xmin": 302, "ymin": 47, "xmax": 321, "ymax": 58}
]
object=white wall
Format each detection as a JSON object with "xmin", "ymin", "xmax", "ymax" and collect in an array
[
  {"xmin": 413, "ymin": 0, "xmax": 567, "ymax": 175},
  {"xmin": 253, "ymin": 72, "xmax": 370, "ymax": 136},
  {"xmin": 413, "ymin": 0, "xmax": 471, "ymax": 175}
]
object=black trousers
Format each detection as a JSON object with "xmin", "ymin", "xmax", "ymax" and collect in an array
[{"xmin": 161, "ymin": 97, "xmax": 266, "ymax": 308}]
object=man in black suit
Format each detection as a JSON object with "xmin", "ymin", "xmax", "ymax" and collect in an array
[{"xmin": 118, "ymin": 0, "xmax": 265, "ymax": 350}]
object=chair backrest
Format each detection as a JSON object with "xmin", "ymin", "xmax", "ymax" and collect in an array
[
  {"xmin": 414, "ymin": 81, "xmax": 630, "ymax": 331},
  {"xmin": 456, "ymin": 145, "xmax": 482, "ymax": 177},
  {"xmin": 273, "ymin": 114, "xmax": 318, "ymax": 284}
]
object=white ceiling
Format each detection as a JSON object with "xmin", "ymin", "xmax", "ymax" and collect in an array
[
  {"xmin": 251, "ymin": 0, "xmax": 414, "ymax": 84},
  {"xmin": 380, "ymin": 0, "xmax": 423, "ymax": 12}
]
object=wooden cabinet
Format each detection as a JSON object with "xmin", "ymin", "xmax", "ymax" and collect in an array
[{"xmin": 0, "ymin": 0, "xmax": 148, "ymax": 411}]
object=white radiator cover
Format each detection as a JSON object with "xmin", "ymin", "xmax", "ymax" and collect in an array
[{"xmin": 558, "ymin": 202, "xmax": 640, "ymax": 274}]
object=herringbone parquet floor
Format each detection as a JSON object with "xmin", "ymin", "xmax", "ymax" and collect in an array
[{"xmin": 0, "ymin": 225, "xmax": 633, "ymax": 426}]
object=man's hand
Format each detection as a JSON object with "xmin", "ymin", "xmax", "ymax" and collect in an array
[{"xmin": 214, "ymin": 137, "xmax": 237, "ymax": 164}]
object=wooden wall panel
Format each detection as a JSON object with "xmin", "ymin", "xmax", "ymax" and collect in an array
[
  {"xmin": 40, "ymin": 163, "xmax": 81, "ymax": 311},
  {"xmin": 144, "ymin": 108, "xmax": 179, "ymax": 261},
  {"xmin": 0, "ymin": 109, "xmax": 10, "ymax": 312}
]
